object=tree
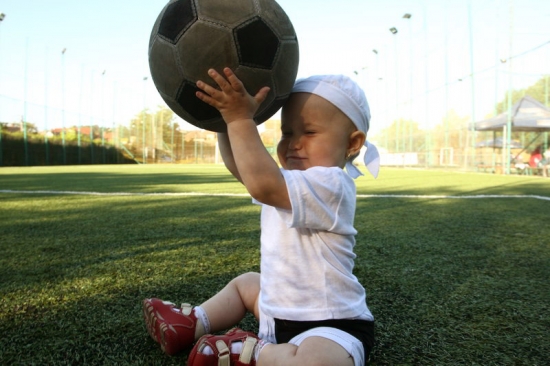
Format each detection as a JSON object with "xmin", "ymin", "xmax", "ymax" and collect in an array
[
  {"xmin": 373, "ymin": 118, "xmax": 424, "ymax": 153},
  {"xmin": 431, "ymin": 110, "xmax": 470, "ymax": 150},
  {"xmin": 495, "ymin": 75, "xmax": 550, "ymax": 114},
  {"xmin": 128, "ymin": 106, "xmax": 178, "ymax": 159}
]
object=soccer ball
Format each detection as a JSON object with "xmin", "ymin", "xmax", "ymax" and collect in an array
[{"xmin": 149, "ymin": 0, "xmax": 300, "ymax": 132}]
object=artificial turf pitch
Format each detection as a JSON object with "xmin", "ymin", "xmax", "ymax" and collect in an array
[{"xmin": 1, "ymin": 165, "xmax": 549, "ymax": 365}]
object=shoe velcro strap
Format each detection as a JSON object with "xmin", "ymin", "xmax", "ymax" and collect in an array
[
  {"xmin": 239, "ymin": 336, "xmax": 258, "ymax": 364},
  {"xmin": 215, "ymin": 340, "xmax": 230, "ymax": 366},
  {"xmin": 180, "ymin": 303, "xmax": 193, "ymax": 316}
]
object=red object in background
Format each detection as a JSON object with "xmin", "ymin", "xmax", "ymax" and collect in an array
[{"xmin": 529, "ymin": 149, "xmax": 542, "ymax": 168}]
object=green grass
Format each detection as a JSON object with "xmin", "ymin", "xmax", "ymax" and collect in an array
[{"xmin": 1, "ymin": 165, "xmax": 549, "ymax": 365}]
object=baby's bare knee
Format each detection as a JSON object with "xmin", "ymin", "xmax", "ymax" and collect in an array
[
  {"xmin": 233, "ymin": 272, "xmax": 260, "ymax": 314},
  {"xmin": 234, "ymin": 272, "xmax": 260, "ymax": 284}
]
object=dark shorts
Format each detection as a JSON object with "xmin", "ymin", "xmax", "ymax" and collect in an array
[{"xmin": 274, "ymin": 318, "xmax": 375, "ymax": 364}]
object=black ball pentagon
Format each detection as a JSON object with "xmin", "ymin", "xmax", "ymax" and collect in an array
[
  {"xmin": 177, "ymin": 81, "xmax": 221, "ymax": 122},
  {"xmin": 158, "ymin": 0, "xmax": 197, "ymax": 43},
  {"xmin": 235, "ymin": 17, "xmax": 280, "ymax": 69}
]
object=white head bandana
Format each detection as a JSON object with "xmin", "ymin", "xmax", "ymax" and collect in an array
[{"xmin": 291, "ymin": 75, "xmax": 380, "ymax": 179}]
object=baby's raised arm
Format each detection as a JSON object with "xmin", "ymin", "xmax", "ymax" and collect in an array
[
  {"xmin": 217, "ymin": 132, "xmax": 242, "ymax": 183},
  {"xmin": 196, "ymin": 68, "xmax": 290, "ymax": 209}
]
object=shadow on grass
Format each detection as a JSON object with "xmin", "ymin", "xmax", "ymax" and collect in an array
[
  {"xmin": 0, "ymin": 195, "xmax": 259, "ymax": 291},
  {"xmin": 0, "ymin": 165, "xmax": 249, "ymax": 195},
  {"xmin": 0, "ymin": 171, "xmax": 240, "ymax": 193}
]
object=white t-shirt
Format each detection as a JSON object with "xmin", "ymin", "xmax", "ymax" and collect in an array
[{"xmin": 257, "ymin": 166, "xmax": 373, "ymax": 321}]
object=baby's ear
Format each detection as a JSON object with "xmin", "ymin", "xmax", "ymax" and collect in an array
[{"xmin": 348, "ymin": 130, "xmax": 366, "ymax": 154}]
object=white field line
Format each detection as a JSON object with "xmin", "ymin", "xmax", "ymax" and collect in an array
[
  {"xmin": 356, "ymin": 194, "xmax": 550, "ymax": 201},
  {"xmin": 1, "ymin": 189, "xmax": 550, "ymax": 201},
  {"xmin": 0, "ymin": 189, "xmax": 249, "ymax": 197}
]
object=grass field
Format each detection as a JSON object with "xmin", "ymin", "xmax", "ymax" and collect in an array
[{"xmin": 1, "ymin": 165, "xmax": 549, "ymax": 365}]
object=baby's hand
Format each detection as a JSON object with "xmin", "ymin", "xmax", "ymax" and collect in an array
[{"xmin": 196, "ymin": 68, "xmax": 270, "ymax": 124}]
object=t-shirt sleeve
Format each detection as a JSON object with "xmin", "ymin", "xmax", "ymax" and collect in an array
[{"xmin": 281, "ymin": 167, "xmax": 357, "ymax": 234}]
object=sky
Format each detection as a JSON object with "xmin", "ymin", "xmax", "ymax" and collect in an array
[{"xmin": 0, "ymin": 0, "xmax": 549, "ymax": 136}]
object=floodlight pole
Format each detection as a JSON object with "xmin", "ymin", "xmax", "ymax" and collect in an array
[
  {"xmin": 23, "ymin": 38, "xmax": 30, "ymax": 166},
  {"xmin": 494, "ymin": 0, "xmax": 501, "ymax": 117},
  {"xmin": 89, "ymin": 70, "xmax": 95, "ymax": 163},
  {"xmin": 44, "ymin": 47, "xmax": 51, "ymax": 165},
  {"xmin": 142, "ymin": 77, "xmax": 148, "ymax": 164},
  {"xmin": 545, "ymin": 75, "xmax": 549, "ymax": 107},
  {"xmin": 77, "ymin": 65, "xmax": 84, "ymax": 164},
  {"xmin": 182, "ymin": 131, "xmax": 185, "ymax": 161},
  {"xmin": 170, "ymin": 112, "xmax": 175, "ymax": 163},
  {"xmin": 468, "ymin": 0, "xmax": 476, "ymax": 170},
  {"xmin": 61, "ymin": 48, "xmax": 67, "ymax": 164},
  {"xmin": 545, "ymin": 75, "xmax": 549, "ymax": 154},
  {"xmin": 372, "ymin": 49, "xmax": 379, "ymax": 80},
  {"xmin": 403, "ymin": 13, "xmax": 413, "ymax": 153},
  {"xmin": 0, "ymin": 12, "xmax": 6, "ymax": 166},
  {"xmin": 505, "ymin": 0, "xmax": 514, "ymax": 174},
  {"xmin": 101, "ymin": 70, "xmax": 106, "ymax": 164},
  {"xmin": 444, "ymin": 9, "xmax": 450, "ymax": 160},
  {"xmin": 373, "ymin": 48, "xmax": 389, "ymax": 150},
  {"xmin": 112, "ymin": 81, "xmax": 118, "ymax": 163},
  {"xmin": 151, "ymin": 113, "xmax": 156, "ymax": 161},
  {"xmin": 389, "ymin": 27, "xmax": 399, "ymax": 153},
  {"xmin": 423, "ymin": 6, "xmax": 432, "ymax": 167}
]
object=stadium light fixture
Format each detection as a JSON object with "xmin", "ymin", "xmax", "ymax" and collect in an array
[
  {"xmin": 403, "ymin": 13, "xmax": 413, "ymax": 153},
  {"xmin": 389, "ymin": 27, "xmax": 398, "ymax": 34}
]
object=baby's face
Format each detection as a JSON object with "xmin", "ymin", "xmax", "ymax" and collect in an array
[{"xmin": 277, "ymin": 93, "xmax": 356, "ymax": 171}]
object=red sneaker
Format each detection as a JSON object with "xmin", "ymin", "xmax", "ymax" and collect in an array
[
  {"xmin": 187, "ymin": 328, "xmax": 259, "ymax": 366},
  {"xmin": 142, "ymin": 298, "xmax": 198, "ymax": 355}
]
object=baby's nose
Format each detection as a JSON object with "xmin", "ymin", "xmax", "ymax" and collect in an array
[{"xmin": 288, "ymin": 136, "xmax": 302, "ymax": 149}]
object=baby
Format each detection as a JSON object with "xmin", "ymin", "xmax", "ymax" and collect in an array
[{"xmin": 143, "ymin": 68, "xmax": 379, "ymax": 366}]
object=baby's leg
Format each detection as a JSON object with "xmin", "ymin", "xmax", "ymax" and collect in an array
[
  {"xmin": 259, "ymin": 338, "xmax": 354, "ymax": 366},
  {"xmin": 143, "ymin": 272, "xmax": 260, "ymax": 355},
  {"xmin": 258, "ymin": 328, "xmax": 361, "ymax": 366},
  {"xmin": 200, "ymin": 271, "xmax": 260, "ymax": 332}
]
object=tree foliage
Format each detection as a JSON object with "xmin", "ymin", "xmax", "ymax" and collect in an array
[
  {"xmin": 495, "ymin": 75, "xmax": 550, "ymax": 114},
  {"xmin": 373, "ymin": 111, "xmax": 471, "ymax": 153}
]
